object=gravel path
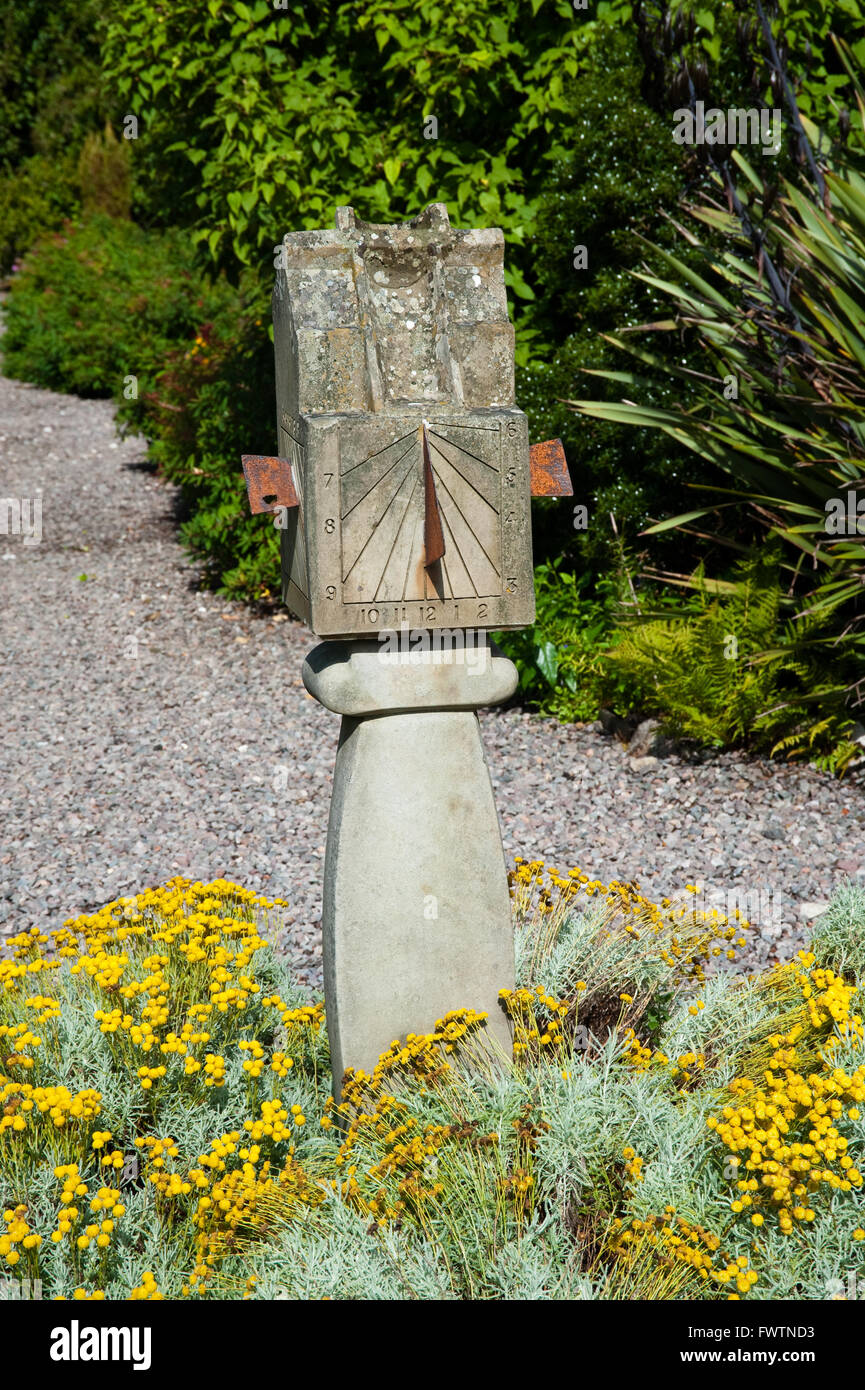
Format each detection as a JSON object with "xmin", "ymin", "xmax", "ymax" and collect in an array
[{"xmin": 1, "ymin": 369, "xmax": 863, "ymax": 984}]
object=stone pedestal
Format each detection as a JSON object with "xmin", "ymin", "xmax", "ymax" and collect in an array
[{"xmin": 302, "ymin": 638, "xmax": 517, "ymax": 1094}]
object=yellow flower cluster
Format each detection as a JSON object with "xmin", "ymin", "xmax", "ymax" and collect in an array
[
  {"xmin": 1, "ymin": 880, "xmax": 292, "ymax": 1127},
  {"xmin": 795, "ymin": 955, "xmax": 863, "ymax": 1047},
  {"xmin": 509, "ymin": 860, "xmax": 748, "ymax": 983},
  {"xmin": 24, "ymin": 994, "xmax": 62, "ymax": 1024},
  {"xmin": 184, "ymin": 1139, "xmax": 323, "ymax": 1293},
  {"xmin": 325, "ymin": 1089, "xmax": 502, "ymax": 1227},
  {"xmin": 622, "ymin": 1029, "xmax": 653, "ymax": 1070},
  {"xmin": 625, "ymin": 1033, "xmax": 707, "ymax": 1089},
  {"xmin": 499, "ymin": 985, "xmax": 569, "ymax": 1060},
  {"xmin": 337, "ymin": 1007, "xmax": 489, "ymax": 1115},
  {"xmin": 271, "ymin": 1051, "xmax": 294, "ymax": 1078},
  {"xmin": 611, "ymin": 1208, "xmax": 759, "ymax": 1297},
  {"xmin": 0, "ymin": 1080, "xmax": 102, "ymax": 1136},
  {"xmin": 49, "ymin": 1166, "xmax": 124, "ymax": 1253},
  {"xmin": 135, "ymin": 1135, "xmax": 192, "ymax": 1199},
  {"xmin": 130, "ymin": 1271, "xmax": 163, "ymax": 1300},
  {"xmin": 622, "ymin": 1145, "xmax": 644, "ymax": 1184},
  {"xmin": 671, "ymin": 1051, "xmax": 706, "ymax": 1084},
  {"xmin": 239, "ymin": 1038, "xmax": 265, "ymax": 1077},
  {"xmin": 244, "ymin": 1097, "xmax": 296, "ymax": 1142},
  {"xmin": 1, "ymin": 1204, "xmax": 41, "ymax": 1266},
  {"xmin": 203, "ymin": 1053, "xmax": 226, "ymax": 1087},
  {"xmin": 261, "ymin": 997, "xmax": 325, "ymax": 1076},
  {"xmin": 0, "ymin": 1020, "xmax": 42, "ymax": 1068},
  {"xmin": 319, "ymin": 1013, "xmax": 541, "ymax": 1234},
  {"xmin": 502, "ymin": 1167, "xmax": 533, "ymax": 1199},
  {"xmin": 709, "ymin": 955, "xmax": 865, "ymax": 1234}
]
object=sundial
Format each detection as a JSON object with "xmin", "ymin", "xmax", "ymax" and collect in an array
[
  {"xmin": 242, "ymin": 202, "xmax": 570, "ymax": 638},
  {"xmin": 241, "ymin": 203, "xmax": 571, "ymax": 1092}
]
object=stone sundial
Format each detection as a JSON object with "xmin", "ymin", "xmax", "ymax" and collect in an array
[{"xmin": 242, "ymin": 203, "xmax": 571, "ymax": 1093}]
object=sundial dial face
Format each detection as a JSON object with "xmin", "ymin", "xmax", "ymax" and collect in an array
[
  {"xmin": 246, "ymin": 203, "xmax": 567, "ymax": 638},
  {"xmin": 279, "ymin": 405, "xmax": 532, "ymax": 637}
]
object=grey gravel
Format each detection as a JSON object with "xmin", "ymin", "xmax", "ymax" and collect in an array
[{"xmin": 1, "ymin": 368, "xmax": 863, "ymax": 986}]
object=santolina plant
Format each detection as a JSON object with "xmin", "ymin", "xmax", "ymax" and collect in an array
[{"xmin": 0, "ymin": 868, "xmax": 863, "ymax": 1301}]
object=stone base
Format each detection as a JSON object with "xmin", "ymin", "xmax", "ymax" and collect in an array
[{"xmin": 303, "ymin": 639, "xmax": 517, "ymax": 1094}]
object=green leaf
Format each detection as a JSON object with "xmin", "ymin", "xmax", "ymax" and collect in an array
[
  {"xmin": 534, "ymin": 640, "xmax": 558, "ymax": 686},
  {"xmin": 641, "ymin": 508, "xmax": 714, "ymax": 535},
  {"xmin": 505, "ymin": 265, "xmax": 535, "ymax": 300}
]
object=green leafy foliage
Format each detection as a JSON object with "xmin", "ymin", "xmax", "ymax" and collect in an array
[
  {"xmin": 496, "ymin": 560, "xmax": 624, "ymax": 722},
  {"xmin": 98, "ymin": 0, "xmax": 602, "ymax": 303},
  {"xmin": 5, "ymin": 0, "xmax": 865, "ymax": 767},
  {"xmin": 609, "ymin": 550, "xmax": 860, "ymax": 769},
  {"xmin": 124, "ymin": 288, "xmax": 281, "ymax": 602},
  {"xmin": 518, "ymin": 29, "xmax": 713, "ymax": 572},
  {"xmin": 0, "ymin": 0, "xmax": 104, "ymax": 273},
  {"xmin": 2, "ymin": 216, "xmax": 237, "ymax": 397},
  {"xmin": 77, "ymin": 124, "xmax": 132, "ymax": 221},
  {"xmin": 0, "ymin": 155, "xmax": 82, "ymax": 280},
  {"xmin": 571, "ymin": 68, "xmax": 865, "ymax": 766},
  {"xmin": 0, "ymin": 0, "xmax": 103, "ymax": 170}
]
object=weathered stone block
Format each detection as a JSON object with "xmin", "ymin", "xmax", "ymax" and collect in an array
[{"xmin": 272, "ymin": 203, "xmax": 533, "ymax": 638}]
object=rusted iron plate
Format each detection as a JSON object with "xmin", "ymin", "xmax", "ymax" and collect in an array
[
  {"xmin": 421, "ymin": 421, "xmax": 446, "ymax": 566},
  {"xmin": 529, "ymin": 438, "xmax": 573, "ymax": 497},
  {"xmin": 240, "ymin": 454, "xmax": 299, "ymax": 514}
]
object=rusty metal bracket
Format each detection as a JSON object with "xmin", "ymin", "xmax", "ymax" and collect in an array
[
  {"xmin": 529, "ymin": 438, "xmax": 573, "ymax": 498},
  {"xmin": 240, "ymin": 455, "xmax": 299, "ymax": 514}
]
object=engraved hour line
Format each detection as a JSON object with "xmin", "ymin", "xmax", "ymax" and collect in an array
[
  {"xmin": 373, "ymin": 476, "xmax": 421, "ymax": 603},
  {"xmin": 339, "ymin": 426, "xmax": 418, "ymax": 476},
  {"xmin": 436, "ymin": 548, "xmax": 457, "ymax": 602},
  {"xmin": 401, "ymin": 504, "xmax": 424, "ymax": 601},
  {"xmin": 426, "ymin": 437, "xmax": 500, "ymax": 508},
  {"xmin": 340, "ymin": 455, "xmax": 418, "ymax": 584},
  {"xmin": 427, "ymin": 428, "xmax": 501, "ymax": 473},
  {"xmin": 438, "ymin": 505, "xmax": 478, "ymax": 599},
  {"xmin": 422, "ymin": 454, "xmax": 478, "ymax": 601},
  {"xmin": 345, "ymin": 454, "xmax": 496, "ymax": 598},
  {"xmin": 430, "ymin": 467, "xmax": 501, "ymax": 579},
  {"xmin": 339, "ymin": 436, "xmax": 417, "ymax": 520},
  {"xmin": 341, "ymin": 438, "xmax": 470, "ymax": 592}
]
